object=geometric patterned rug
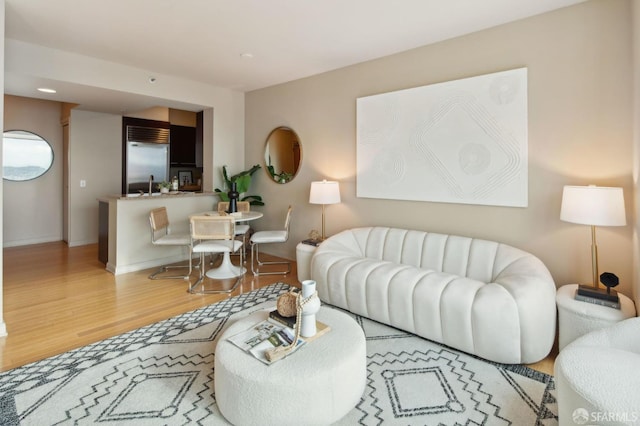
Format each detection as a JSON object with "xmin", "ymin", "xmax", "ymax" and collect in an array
[
  {"xmin": 0, "ymin": 283, "xmax": 557, "ymax": 425},
  {"xmin": 344, "ymin": 317, "xmax": 557, "ymax": 426}
]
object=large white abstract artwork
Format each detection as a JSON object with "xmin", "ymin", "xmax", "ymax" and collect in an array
[{"xmin": 356, "ymin": 67, "xmax": 528, "ymax": 207}]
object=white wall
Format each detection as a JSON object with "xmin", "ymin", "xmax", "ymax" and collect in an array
[
  {"xmin": 0, "ymin": 0, "xmax": 7, "ymax": 337},
  {"xmin": 67, "ymin": 110, "xmax": 121, "ymax": 246},
  {"xmin": 4, "ymin": 104, "xmax": 120, "ymax": 249},
  {"xmin": 246, "ymin": 0, "xmax": 636, "ymax": 298},
  {"xmin": 3, "ymin": 95, "xmax": 63, "ymax": 247}
]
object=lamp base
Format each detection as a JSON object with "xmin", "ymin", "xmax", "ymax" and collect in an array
[{"xmin": 577, "ymin": 284, "xmax": 619, "ymax": 302}]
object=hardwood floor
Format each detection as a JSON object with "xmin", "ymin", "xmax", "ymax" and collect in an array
[
  {"xmin": 0, "ymin": 241, "xmax": 299, "ymax": 372},
  {"xmin": 0, "ymin": 241, "xmax": 555, "ymax": 375}
]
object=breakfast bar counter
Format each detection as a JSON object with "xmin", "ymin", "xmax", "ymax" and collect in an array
[{"xmin": 98, "ymin": 192, "xmax": 219, "ymax": 275}]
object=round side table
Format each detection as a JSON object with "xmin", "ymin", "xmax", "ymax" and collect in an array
[
  {"xmin": 556, "ymin": 284, "xmax": 636, "ymax": 351},
  {"xmin": 215, "ymin": 306, "xmax": 366, "ymax": 425},
  {"xmin": 296, "ymin": 242, "xmax": 317, "ymax": 282}
]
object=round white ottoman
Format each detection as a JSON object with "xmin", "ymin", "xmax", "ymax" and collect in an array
[
  {"xmin": 556, "ymin": 284, "xmax": 636, "ymax": 350},
  {"xmin": 555, "ymin": 316, "xmax": 640, "ymax": 425},
  {"xmin": 215, "ymin": 307, "xmax": 366, "ymax": 425}
]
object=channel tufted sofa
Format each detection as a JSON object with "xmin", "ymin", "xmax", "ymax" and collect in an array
[{"xmin": 310, "ymin": 227, "xmax": 556, "ymax": 364}]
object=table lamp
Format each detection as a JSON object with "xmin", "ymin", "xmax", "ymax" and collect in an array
[
  {"xmin": 309, "ymin": 180, "xmax": 341, "ymax": 240},
  {"xmin": 560, "ymin": 185, "xmax": 626, "ymax": 292}
]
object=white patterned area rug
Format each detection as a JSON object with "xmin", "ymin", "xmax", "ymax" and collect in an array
[{"xmin": 0, "ymin": 283, "xmax": 557, "ymax": 425}]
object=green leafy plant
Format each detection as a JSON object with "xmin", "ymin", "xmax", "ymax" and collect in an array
[
  {"xmin": 266, "ymin": 165, "xmax": 294, "ymax": 183},
  {"xmin": 156, "ymin": 181, "xmax": 171, "ymax": 190},
  {"xmin": 214, "ymin": 164, "xmax": 264, "ymax": 206}
]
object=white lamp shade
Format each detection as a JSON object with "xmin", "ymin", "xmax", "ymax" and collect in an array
[
  {"xmin": 560, "ymin": 185, "xmax": 626, "ymax": 226},
  {"xmin": 309, "ymin": 180, "xmax": 341, "ymax": 205}
]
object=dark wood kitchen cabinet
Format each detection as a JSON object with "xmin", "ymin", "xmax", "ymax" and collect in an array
[
  {"xmin": 98, "ymin": 201, "xmax": 108, "ymax": 264},
  {"xmin": 170, "ymin": 125, "xmax": 197, "ymax": 166}
]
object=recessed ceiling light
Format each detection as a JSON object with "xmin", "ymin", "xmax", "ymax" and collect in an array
[
  {"xmin": 37, "ymin": 87, "xmax": 57, "ymax": 93},
  {"xmin": 240, "ymin": 53, "xmax": 254, "ymax": 59}
]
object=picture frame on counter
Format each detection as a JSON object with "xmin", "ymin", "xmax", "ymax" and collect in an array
[{"xmin": 179, "ymin": 170, "xmax": 193, "ymax": 185}]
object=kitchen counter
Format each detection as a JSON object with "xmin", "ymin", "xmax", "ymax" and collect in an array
[
  {"xmin": 98, "ymin": 191, "xmax": 212, "ymax": 202},
  {"xmin": 98, "ymin": 191, "xmax": 220, "ymax": 275}
]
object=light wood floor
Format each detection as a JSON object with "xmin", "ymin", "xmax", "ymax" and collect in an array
[
  {"xmin": 0, "ymin": 242, "xmax": 555, "ymax": 375},
  {"xmin": 0, "ymin": 242, "xmax": 299, "ymax": 372}
]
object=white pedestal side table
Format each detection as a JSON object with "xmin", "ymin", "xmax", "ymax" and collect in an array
[
  {"xmin": 296, "ymin": 241, "xmax": 318, "ymax": 282},
  {"xmin": 556, "ymin": 283, "xmax": 636, "ymax": 351},
  {"xmin": 215, "ymin": 306, "xmax": 366, "ymax": 425}
]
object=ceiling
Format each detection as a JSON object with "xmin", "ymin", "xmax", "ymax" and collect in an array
[{"xmin": 4, "ymin": 0, "xmax": 586, "ymax": 113}]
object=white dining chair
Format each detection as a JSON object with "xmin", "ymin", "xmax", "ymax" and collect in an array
[
  {"xmin": 250, "ymin": 205, "xmax": 293, "ymax": 276},
  {"xmin": 148, "ymin": 207, "xmax": 193, "ymax": 280},
  {"xmin": 217, "ymin": 201, "xmax": 251, "ymax": 259},
  {"xmin": 189, "ymin": 214, "xmax": 244, "ymax": 293}
]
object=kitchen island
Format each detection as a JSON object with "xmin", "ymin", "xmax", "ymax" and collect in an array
[{"xmin": 98, "ymin": 192, "xmax": 219, "ymax": 275}]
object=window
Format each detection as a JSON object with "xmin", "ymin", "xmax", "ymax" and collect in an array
[{"xmin": 3, "ymin": 130, "xmax": 54, "ymax": 181}]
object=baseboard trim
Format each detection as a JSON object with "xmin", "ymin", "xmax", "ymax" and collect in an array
[{"xmin": 107, "ymin": 255, "xmax": 196, "ymax": 276}]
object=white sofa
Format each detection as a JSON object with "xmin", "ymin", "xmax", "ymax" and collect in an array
[{"xmin": 310, "ymin": 227, "xmax": 556, "ymax": 364}]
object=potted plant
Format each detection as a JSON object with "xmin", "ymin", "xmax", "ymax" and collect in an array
[
  {"xmin": 267, "ymin": 165, "xmax": 293, "ymax": 183},
  {"xmin": 157, "ymin": 181, "xmax": 171, "ymax": 194},
  {"xmin": 214, "ymin": 164, "xmax": 264, "ymax": 206}
]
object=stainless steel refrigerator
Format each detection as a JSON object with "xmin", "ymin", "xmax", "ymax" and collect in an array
[{"xmin": 124, "ymin": 124, "xmax": 170, "ymax": 194}]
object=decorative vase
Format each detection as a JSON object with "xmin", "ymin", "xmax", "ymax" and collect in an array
[
  {"xmin": 160, "ymin": 187, "xmax": 169, "ymax": 194},
  {"xmin": 299, "ymin": 280, "xmax": 321, "ymax": 337},
  {"xmin": 227, "ymin": 182, "xmax": 239, "ymax": 213}
]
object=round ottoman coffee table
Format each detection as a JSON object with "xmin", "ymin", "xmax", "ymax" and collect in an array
[{"xmin": 215, "ymin": 306, "xmax": 366, "ymax": 426}]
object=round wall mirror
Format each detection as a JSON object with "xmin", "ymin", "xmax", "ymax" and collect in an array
[
  {"xmin": 264, "ymin": 127, "xmax": 301, "ymax": 184},
  {"xmin": 3, "ymin": 130, "xmax": 54, "ymax": 181}
]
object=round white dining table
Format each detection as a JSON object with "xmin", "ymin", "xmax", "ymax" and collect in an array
[{"xmin": 191, "ymin": 210, "xmax": 263, "ymax": 279}]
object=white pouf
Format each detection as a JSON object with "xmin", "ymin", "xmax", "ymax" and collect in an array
[
  {"xmin": 215, "ymin": 307, "xmax": 366, "ymax": 426},
  {"xmin": 555, "ymin": 317, "xmax": 640, "ymax": 426},
  {"xmin": 556, "ymin": 284, "xmax": 636, "ymax": 350}
]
